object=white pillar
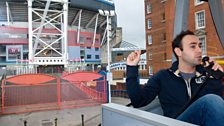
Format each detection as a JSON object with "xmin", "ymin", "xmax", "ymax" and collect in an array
[
  {"xmin": 63, "ymin": 0, "xmax": 68, "ymax": 68},
  {"xmin": 28, "ymin": 0, "xmax": 33, "ymax": 64}
]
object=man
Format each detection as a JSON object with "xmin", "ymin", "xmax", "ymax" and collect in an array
[{"xmin": 126, "ymin": 30, "xmax": 224, "ymax": 126}]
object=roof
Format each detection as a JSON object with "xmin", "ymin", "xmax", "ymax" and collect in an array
[
  {"xmin": 0, "ymin": 0, "xmax": 116, "ymax": 30},
  {"xmin": 0, "ymin": 0, "xmax": 115, "ymax": 12},
  {"xmin": 71, "ymin": 0, "xmax": 115, "ymax": 11},
  {"xmin": 112, "ymin": 40, "xmax": 145, "ymax": 52}
]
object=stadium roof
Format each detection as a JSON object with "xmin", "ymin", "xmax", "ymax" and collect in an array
[
  {"xmin": 0, "ymin": 0, "xmax": 116, "ymax": 30},
  {"xmin": 112, "ymin": 40, "xmax": 145, "ymax": 52},
  {"xmin": 71, "ymin": 0, "xmax": 115, "ymax": 11},
  {"xmin": 0, "ymin": 0, "xmax": 115, "ymax": 11}
]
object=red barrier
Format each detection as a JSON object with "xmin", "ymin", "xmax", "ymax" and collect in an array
[{"xmin": 0, "ymin": 72, "xmax": 106, "ymax": 114}]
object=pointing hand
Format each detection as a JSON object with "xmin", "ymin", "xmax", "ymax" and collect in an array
[{"xmin": 126, "ymin": 50, "xmax": 141, "ymax": 66}]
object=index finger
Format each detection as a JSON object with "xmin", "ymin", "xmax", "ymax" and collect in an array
[{"xmin": 134, "ymin": 50, "xmax": 141, "ymax": 55}]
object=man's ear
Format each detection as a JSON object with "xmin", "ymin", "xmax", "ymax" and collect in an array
[{"xmin": 174, "ymin": 48, "xmax": 182, "ymax": 57}]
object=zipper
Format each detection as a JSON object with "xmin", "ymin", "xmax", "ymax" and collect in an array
[
  {"xmin": 171, "ymin": 69, "xmax": 194, "ymax": 99},
  {"xmin": 184, "ymin": 78, "xmax": 192, "ymax": 98}
]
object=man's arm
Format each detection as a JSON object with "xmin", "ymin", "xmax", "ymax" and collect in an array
[
  {"xmin": 126, "ymin": 50, "xmax": 160, "ymax": 108},
  {"xmin": 203, "ymin": 59, "xmax": 224, "ymax": 98}
]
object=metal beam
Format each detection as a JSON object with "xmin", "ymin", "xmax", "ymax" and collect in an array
[
  {"xmin": 6, "ymin": 2, "xmax": 13, "ymax": 25},
  {"xmin": 28, "ymin": 0, "xmax": 33, "ymax": 62},
  {"xmin": 71, "ymin": 9, "xmax": 82, "ymax": 26},
  {"xmin": 76, "ymin": 9, "xmax": 82, "ymax": 44},
  {"xmin": 33, "ymin": 0, "xmax": 51, "ymax": 52},
  {"xmin": 92, "ymin": 14, "xmax": 99, "ymax": 47},
  {"xmin": 206, "ymin": 0, "xmax": 224, "ymax": 48},
  {"xmin": 100, "ymin": 19, "xmax": 107, "ymax": 28},
  {"xmin": 63, "ymin": 0, "xmax": 68, "ymax": 67},
  {"xmin": 6, "ymin": 2, "xmax": 10, "ymax": 26},
  {"xmin": 172, "ymin": 0, "xmax": 189, "ymax": 62},
  {"xmin": 85, "ymin": 13, "xmax": 98, "ymax": 29},
  {"xmin": 101, "ymin": 29, "xmax": 107, "ymax": 46},
  {"xmin": 28, "ymin": 0, "xmax": 68, "ymax": 66}
]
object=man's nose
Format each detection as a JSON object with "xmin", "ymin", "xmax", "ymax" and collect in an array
[{"xmin": 197, "ymin": 46, "xmax": 202, "ymax": 53}]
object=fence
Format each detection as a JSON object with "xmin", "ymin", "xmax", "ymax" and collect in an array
[
  {"xmin": 0, "ymin": 72, "xmax": 106, "ymax": 114},
  {"xmin": 111, "ymin": 90, "xmax": 129, "ymax": 98}
]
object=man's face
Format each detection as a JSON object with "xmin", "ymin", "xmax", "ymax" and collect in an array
[{"xmin": 178, "ymin": 35, "xmax": 202, "ymax": 66}]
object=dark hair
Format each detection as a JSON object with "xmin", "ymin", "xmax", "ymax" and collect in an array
[{"xmin": 172, "ymin": 30, "xmax": 195, "ymax": 60}]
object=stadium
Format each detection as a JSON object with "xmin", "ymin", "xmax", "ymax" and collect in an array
[
  {"xmin": 0, "ymin": 0, "xmax": 120, "ymax": 118},
  {"xmin": 0, "ymin": 0, "xmax": 117, "ymax": 74}
]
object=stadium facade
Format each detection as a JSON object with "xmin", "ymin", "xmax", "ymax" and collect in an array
[{"xmin": 0, "ymin": 0, "xmax": 117, "ymax": 73}]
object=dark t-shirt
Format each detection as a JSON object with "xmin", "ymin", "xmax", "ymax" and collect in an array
[{"xmin": 180, "ymin": 71, "xmax": 196, "ymax": 80}]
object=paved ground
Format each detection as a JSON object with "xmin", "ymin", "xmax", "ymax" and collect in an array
[{"xmin": 0, "ymin": 97, "xmax": 130, "ymax": 126}]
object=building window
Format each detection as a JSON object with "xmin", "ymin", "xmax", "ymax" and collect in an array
[
  {"xmin": 149, "ymin": 66, "xmax": 153, "ymax": 75},
  {"xmin": 198, "ymin": 35, "xmax": 206, "ymax": 56},
  {"xmin": 87, "ymin": 47, "xmax": 91, "ymax": 49},
  {"xmin": 161, "ymin": 0, "xmax": 166, "ymax": 3},
  {"xmin": 148, "ymin": 35, "xmax": 152, "ymax": 45},
  {"xmin": 148, "ymin": 53, "xmax": 152, "ymax": 60},
  {"xmin": 195, "ymin": 0, "xmax": 204, "ymax": 6},
  {"xmin": 164, "ymin": 53, "xmax": 167, "ymax": 60},
  {"xmin": 95, "ymin": 47, "xmax": 99, "ymax": 51},
  {"xmin": 95, "ymin": 55, "xmax": 100, "ymax": 59},
  {"xmin": 87, "ymin": 55, "xmax": 91, "ymax": 59},
  {"xmin": 95, "ymin": 38, "xmax": 99, "ymax": 42},
  {"xmin": 147, "ymin": 19, "xmax": 152, "ymax": 29},
  {"xmin": 80, "ymin": 50, "xmax": 85, "ymax": 54},
  {"xmin": 195, "ymin": 10, "xmax": 205, "ymax": 29},
  {"xmin": 79, "ymin": 37, "xmax": 84, "ymax": 44},
  {"xmin": 163, "ymin": 33, "xmax": 166, "ymax": 41},
  {"xmin": 86, "ymin": 37, "xmax": 91, "ymax": 40},
  {"xmin": 146, "ymin": 4, "xmax": 151, "ymax": 14},
  {"xmin": 162, "ymin": 12, "xmax": 165, "ymax": 21},
  {"xmin": 117, "ymin": 53, "xmax": 123, "ymax": 56}
]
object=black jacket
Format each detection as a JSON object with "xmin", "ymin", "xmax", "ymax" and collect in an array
[{"xmin": 126, "ymin": 61, "xmax": 224, "ymax": 118}]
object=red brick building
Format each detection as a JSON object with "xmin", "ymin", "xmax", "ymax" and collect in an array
[{"xmin": 145, "ymin": 0, "xmax": 224, "ymax": 74}]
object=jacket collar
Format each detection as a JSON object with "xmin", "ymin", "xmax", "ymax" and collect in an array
[{"xmin": 169, "ymin": 61, "xmax": 205, "ymax": 77}]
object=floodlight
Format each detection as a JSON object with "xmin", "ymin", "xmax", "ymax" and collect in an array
[
  {"xmin": 97, "ymin": 9, "xmax": 116, "ymax": 103},
  {"xmin": 109, "ymin": 10, "xmax": 115, "ymax": 16},
  {"xmin": 98, "ymin": 9, "xmax": 104, "ymax": 15},
  {"xmin": 104, "ymin": 10, "xmax": 110, "ymax": 16}
]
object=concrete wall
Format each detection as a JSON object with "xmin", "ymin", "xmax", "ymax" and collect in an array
[
  {"xmin": 85, "ymin": 47, "xmax": 101, "ymax": 62},
  {"xmin": 68, "ymin": 46, "xmax": 80, "ymax": 60}
]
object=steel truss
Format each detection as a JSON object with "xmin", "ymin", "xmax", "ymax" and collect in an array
[{"xmin": 28, "ymin": 0, "xmax": 68, "ymax": 66}]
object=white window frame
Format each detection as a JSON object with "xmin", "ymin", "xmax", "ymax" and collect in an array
[
  {"xmin": 161, "ymin": 12, "xmax": 166, "ymax": 23},
  {"xmin": 194, "ymin": 0, "xmax": 204, "ymax": 6},
  {"xmin": 198, "ymin": 35, "xmax": 207, "ymax": 56},
  {"xmin": 147, "ymin": 19, "xmax": 152, "ymax": 29},
  {"xmin": 146, "ymin": 4, "xmax": 152, "ymax": 14},
  {"xmin": 149, "ymin": 66, "xmax": 153, "ymax": 75},
  {"xmin": 161, "ymin": 0, "xmax": 166, "ymax": 3},
  {"xmin": 148, "ymin": 53, "xmax": 152, "ymax": 60},
  {"xmin": 148, "ymin": 35, "xmax": 152, "ymax": 45},
  {"xmin": 195, "ymin": 10, "xmax": 205, "ymax": 29}
]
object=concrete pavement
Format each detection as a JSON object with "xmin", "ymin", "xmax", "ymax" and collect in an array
[{"xmin": 0, "ymin": 97, "xmax": 130, "ymax": 126}]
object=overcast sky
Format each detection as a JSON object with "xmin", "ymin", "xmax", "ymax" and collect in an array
[{"xmin": 113, "ymin": 0, "xmax": 146, "ymax": 48}]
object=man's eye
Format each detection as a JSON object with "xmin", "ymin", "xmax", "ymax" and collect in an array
[
  {"xmin": 190, "ymin": 45, "xmax": 196, "ymax": 48},
  {"xmin": 199, "ymin": 43, "xmax": 202, "ymax": 48}
]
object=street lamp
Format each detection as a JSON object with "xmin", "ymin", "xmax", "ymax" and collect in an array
[{"xmin": 98, "ymin": 9, "xmax": 116, "ymax": 103}]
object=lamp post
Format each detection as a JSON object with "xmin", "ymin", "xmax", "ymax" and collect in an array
[{"xmin": 98, "ymin": 9, "xmax": 115, "ymax": 103}]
